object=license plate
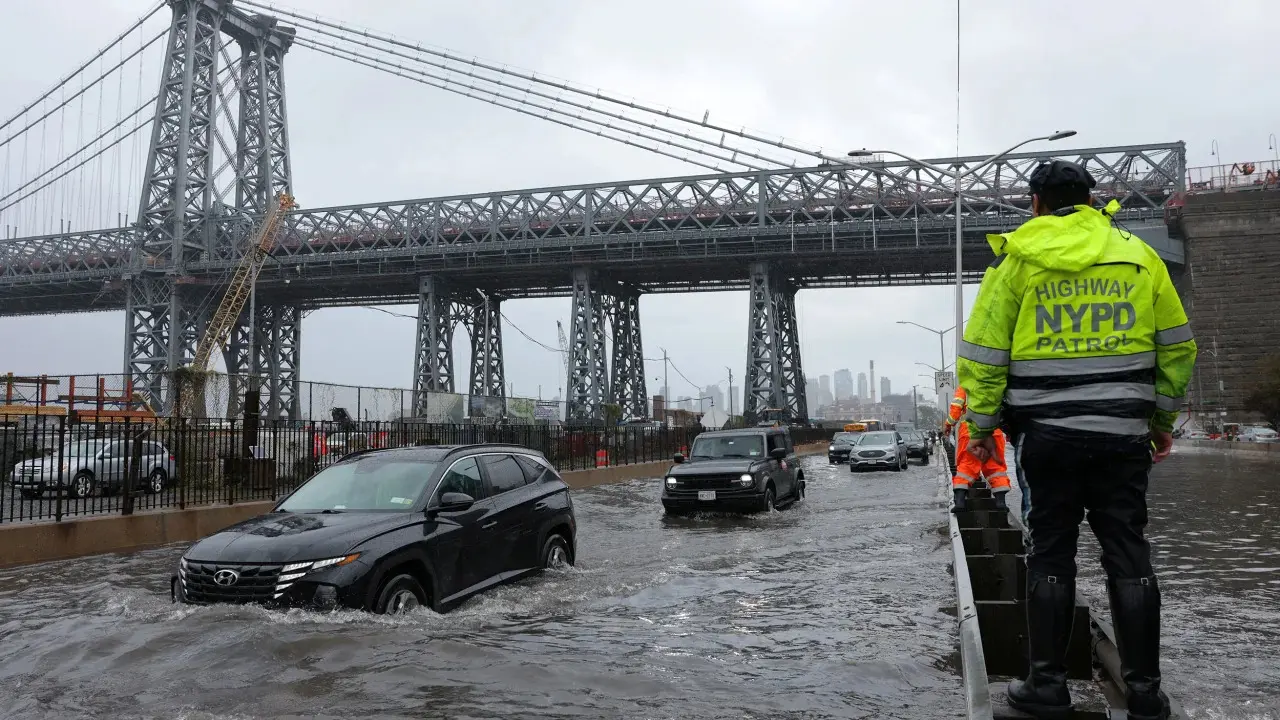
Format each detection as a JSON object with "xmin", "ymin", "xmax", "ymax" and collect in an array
[{"xmin": 697, "ymin": 490, "xmax": 716, "ymax": 501}]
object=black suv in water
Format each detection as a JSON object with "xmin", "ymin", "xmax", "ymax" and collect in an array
[
  {"xmin": 661, "ymin": 428, "xmax": 805, "ymax": 515},
  {"xmin": 172, "ymin": 444, "xmax": 576, "ymax": 614}
]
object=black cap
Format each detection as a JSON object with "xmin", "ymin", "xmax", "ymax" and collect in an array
[{"xmin": 1028, "ymin": 159, "xmax": 1097, "ymax": 195}]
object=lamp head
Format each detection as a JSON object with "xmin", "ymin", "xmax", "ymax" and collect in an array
[{"xmin": 1048, "ymin": 130, "xmax": 1077, "ymax": 141}]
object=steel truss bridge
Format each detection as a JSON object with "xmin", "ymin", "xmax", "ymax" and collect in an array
[{"xmin": 0, "ymin": 0, "xmax": 1187, "ymax": 425}]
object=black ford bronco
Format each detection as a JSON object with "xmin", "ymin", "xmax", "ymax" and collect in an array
[{"xmin": 661, "ymin": 427, "xmax": 805, "ymax": 515}]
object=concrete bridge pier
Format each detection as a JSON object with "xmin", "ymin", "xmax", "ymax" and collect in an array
[{"xmin": 743, "ymin": 261, "xmax": 808, "ymax": 424}]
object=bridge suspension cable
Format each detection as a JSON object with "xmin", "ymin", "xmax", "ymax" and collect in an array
[
  {"xmin": 289, "ymin": 38, "xmax": 732, "ymax": 174},
  {"xmin": 0, "ymin": 1, "xmax": 164, "ymax": 137},
  {"xmin": 0, "ymin": 28, "xmax": 167, "ymax": 153},
  {"xmin": 285, "ymin": 23, "xmax": 802, "ymax": 172},
  {"xmin": 293, "ymin": 37, "xmax": 741, "ymax": 174},
  {"xmin": 0, "ymin": 96, "xmax": 157, "ymax": 214},
  {"xmin": 240, "ymin": 0, "xmax": 829, "ymax": 169}
]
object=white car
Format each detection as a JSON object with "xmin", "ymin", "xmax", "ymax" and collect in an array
[{"xmin": 1240, "ymin": 426, "xmax": 1279, "ymax": 443}]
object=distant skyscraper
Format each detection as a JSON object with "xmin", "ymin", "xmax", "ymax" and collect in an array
[
  {"xmin": 819, "ymin": 374, "xmax": 831, "ymax": 398},
  {"xmin": 834, "ymin": 369, "xmax": 853, "ymax": 401},
  {"xmin": 857, "ymin": 372, "xmax": 868, "ymax": 400},
  {"xmin": 679, "ymin": 396, "xmax": 693, "ymax": 411},
  {"xmin": 870, "ymin": 360, "xmax": 877, "ymax": 404},
  {"xmin": 704, "ymin": 384, "xmax": 725, "ymax": 411},
  {"xmin": 805, "ymin": 376, "xmax": 820, "ymax": 414},
  {"xmin": 880, "ymin": 376, "xmax": 891, "ymax": 401}
]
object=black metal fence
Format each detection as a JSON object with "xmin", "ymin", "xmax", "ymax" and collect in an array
[{"xmin": 0, "ymin": 416, "xmax": 832, "ymax": 525}]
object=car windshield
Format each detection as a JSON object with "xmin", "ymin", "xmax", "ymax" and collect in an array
[
  {"xmin": 857, "ymin": 432, "xmax": 896, "ymax": 446},
  {"xmin": 690, "ymin": 434, "xmax": 765, "ymax": 459},
  {"xmin": 833, "ymin": 432, "xmax": 860, "ymax": 443},
  {"xmin": 278, "ymin": 455, "xmax": 439, "ymax": 512}
]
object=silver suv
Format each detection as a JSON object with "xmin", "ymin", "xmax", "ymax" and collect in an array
[{"xmin": 9, "ymin": 438, "xmax": 178, "ymax": 499}]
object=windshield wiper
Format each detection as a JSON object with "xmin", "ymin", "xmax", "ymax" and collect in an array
[{"xmin": 318, "ymin": 508, "xmax": 345, "ymax": 514}]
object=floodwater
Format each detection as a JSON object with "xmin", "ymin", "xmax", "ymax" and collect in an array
[
  {"xmin": 1010, "ymin": 445, "xmax": 1280, "ymax": 718},
  {"xmin": 0, "ymin": 457, "xmax": 963, "ymax": 720}
]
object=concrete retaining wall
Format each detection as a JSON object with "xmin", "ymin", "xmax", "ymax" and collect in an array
[
  {"xmin": 1179, "ymin": 190, "xmax": 1280, "ymax": 417},
  {"xmin": 0, "ymin": 442, "xmax": 826, "ymax": 568}
]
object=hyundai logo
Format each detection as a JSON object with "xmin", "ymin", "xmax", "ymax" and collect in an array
[{"xmin": 213, "ymin": 569, "xmax": 240, "ymax": 586}]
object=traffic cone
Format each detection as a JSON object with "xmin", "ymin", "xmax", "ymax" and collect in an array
[{"xmin": 595, "ymin": 448, "xmax": 608, "ymax": 467}]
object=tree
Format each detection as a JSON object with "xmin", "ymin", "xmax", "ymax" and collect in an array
[
  {"xmin": 1244, "ymin": 356, "xmax": 1280, "ymax": 428},
  {"xmin": 917, "ymin": 404, "xmax": 945, "ymax": 429}
]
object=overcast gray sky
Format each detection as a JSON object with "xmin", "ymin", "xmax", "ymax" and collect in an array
[{"xmin": 1, "ymin": 0, "xmax": 1274, "ymax": 408}]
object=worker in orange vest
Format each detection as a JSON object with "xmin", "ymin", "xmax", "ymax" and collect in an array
[{"xmin": 944, "ymin": 386, "xmax": 1010, "ymax": 512}]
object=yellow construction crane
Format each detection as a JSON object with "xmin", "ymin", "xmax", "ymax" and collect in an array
[{"xmin": 191, "ymin": 192, "xmax": 297, "ymax": 372}]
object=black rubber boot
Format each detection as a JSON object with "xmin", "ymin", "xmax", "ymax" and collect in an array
[
  {"xmin": 951, "ymin": 488, "xmax": 968, "ymax": 513},
  {"xmin": 1007, "ymin": 575, "xmax": 1075, "ymax": 718},
  {"xmin": 993, "ymin": 490, "xmax": 1008, "ymax": 510},
  {"xmin": 1109, "ymin": 576, "xmax": 1169, "ymax": 720}
]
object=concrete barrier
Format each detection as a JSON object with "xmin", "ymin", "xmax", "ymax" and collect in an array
[
  {"xmin": 0, "ymin": 442, "xmax": 828, "ymax": 568},
  {"xmin": 1178, "ymin": 439, "xmax": 1280, "ymax": 455}
]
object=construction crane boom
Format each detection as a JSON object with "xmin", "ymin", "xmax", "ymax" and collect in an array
[{"xmin": 191, "ymin": 193, "xmax": 297, "ymax": 373}]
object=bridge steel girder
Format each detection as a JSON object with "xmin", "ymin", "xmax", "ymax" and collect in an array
[
  {"xmin": 1, "ymin": 143, "xmax": 1186, "ymax": 294},
  {"xmin": 412, "ymin": 276, "xmax": 457, "ymax": 415},
  {"xmin": 468, "ymin": 294, "xmax": 505, "ymax": 399},
  {"xmin": 744, "ymin": 261, "xmax": 808, "ymax": 424},
  {"xmin": 567, "ymin": 268, "xmax": 609, "ymax": 424},
  {"xmin": 608, "ymin": 286, "xmax": 648, "ymax": 420}
]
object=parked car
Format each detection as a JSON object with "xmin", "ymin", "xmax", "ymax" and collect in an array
[
  {"xmin": 172, "ymin": 444, "xmax": 576, "ymax": 614},
  {"xmin": 8, "ymin": 438, "xmax": 176, "ymax": 498},
  {"xmin": 1240, "ymin": 426, "xmax": 1279, "ymax": 443},
  {"xmin": 848, "ymin": 430, "xmax": 909, "ymax": 472},
  {"xmin": 827, "ymin": 431, "xmax": 862, "ymax": 464},
  {"xmin": 661, "ymin": 427, "xmax": 805, "ymax": 515},
  {"xmin": 903, "ymin": 431, "xmax": 931, "ymax": 465}
]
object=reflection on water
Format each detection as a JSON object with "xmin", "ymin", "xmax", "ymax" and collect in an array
[
  {"xmin": 1065, "ymin": 448, "xmax": 1280, "ymax": 717},
  {"xmin": 0, "ymin": 458, "xmax": 962, "ymax": 720}
]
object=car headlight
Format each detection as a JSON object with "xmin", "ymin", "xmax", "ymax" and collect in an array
[
  {"xmin": 665, "ymin": 476, "xmax": 677, "ymax": 488},
  {"xmin": 828, "ymin": 444, "xmax": 835, "ymax": 451},
  {"xmin": 737, "ymin": 474, "xmax": 754, "ymax": 486}
]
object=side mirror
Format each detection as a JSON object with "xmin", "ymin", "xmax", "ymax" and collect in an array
[
  {"xmin": 433, "ymin": 492, "xmax": 475, "ymax": 514},
  {"xmin": 769, "ymin": 447, "xmax": 787, "ymax": 461},
  {"xmin": 897, "ymin": 439, "xmax": 905, "ymax": 445},
  {"xmin": 672, "ymin": 453, "xmax": 685, "ymax": 464}
]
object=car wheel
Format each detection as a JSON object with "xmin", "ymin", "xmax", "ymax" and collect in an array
[
  {"xmin": 147, "ymin": 468, "xmax": 168, "ymax": 494},
  {"xmin": 374, "ymin": 573, "xmax": 427, "ymax": 615},
  {"xmin": 795, "ymin": 478, "xmax": 805, "ymax": 501},
  {"xmin": 542, "ymin": 533, "xmax": 574, "ymax": 569},
  {"xmin": 70, "ymin": 471, "xmax": 95, "ymax": 499},
  {"xmin": 759, "ymin": 485, "xmax": 776, "ymax": 513},
  {"xmin": 892, "ymin": 456, "xmax": 903, "ymax": 472}
]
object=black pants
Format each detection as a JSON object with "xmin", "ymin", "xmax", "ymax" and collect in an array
[{"xmin": 1020, "ymin": 430, "xmax": 1155, "ymax": 581}]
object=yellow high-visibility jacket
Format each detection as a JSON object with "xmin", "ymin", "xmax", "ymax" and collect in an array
[{"xmin": 957, "ymin": 202, "xmax": 1196, "ymax": 439}]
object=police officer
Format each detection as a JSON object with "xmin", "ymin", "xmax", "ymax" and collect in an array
[{"xmin": 956, "ymin": 159, "xmax": 1195, "ymax": 719}]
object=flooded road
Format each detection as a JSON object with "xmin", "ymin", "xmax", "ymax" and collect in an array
[
  {"xmin": 1010, "ymin": 445, "xmax": 1280, "ymax": 718},
  {"xmin": 0, "ymin": 457, "xmax": 962, "ymax": 719}
]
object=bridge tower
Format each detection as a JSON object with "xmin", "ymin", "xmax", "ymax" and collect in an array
[
  {"xmin": 608, "ymin": 284, "xmax": 649, "ymax": 421},
  {"xmin": 124, "ymin": 0, "xmax": 300, "ymax": 419},
  {"xmin": 743, "ymin": 262, "xmax": 808, "ymax": 424},
  {"xmin": 411, "ymin": 278, "xmax": 507, "ymax": 417}
]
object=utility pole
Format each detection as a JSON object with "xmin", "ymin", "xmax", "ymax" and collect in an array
[
  {"xmin": 913, "ymin": 385, "xmax": 919, "ymax": 426},
  {"xmin": 726, "ymin": 366, "xmax": 734, "ymax": 419}
]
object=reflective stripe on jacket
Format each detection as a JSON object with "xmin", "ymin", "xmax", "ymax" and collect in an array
[{"xmin": 957, "ymin": 202, "xmax": 1196, "ymax": 439}]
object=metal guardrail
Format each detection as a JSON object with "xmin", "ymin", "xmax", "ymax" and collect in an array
[{"xmin": 950, "ymin": 502, "xmax": 995, "ymax": 719}]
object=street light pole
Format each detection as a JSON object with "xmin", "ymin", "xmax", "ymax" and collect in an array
[
  {"xmin": 853, "ymin": 130, "xmax": 1077, "ymax": 361},
  {"xmin": 897, "ymin": 321, "xmax": 955, "ymax": 373}
]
